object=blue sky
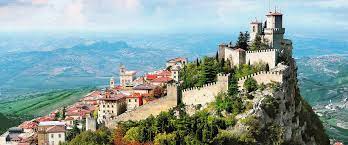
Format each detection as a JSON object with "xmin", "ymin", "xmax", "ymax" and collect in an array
[{"xmin": 0, "ymin": 0, "xmax": 347, "ymax": 35}]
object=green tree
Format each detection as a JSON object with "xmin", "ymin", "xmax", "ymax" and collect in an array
[
  {"xmin": 243, "ymin": 78, "xmax": 258, "ymax": 93},
  {"xmin": 62, "ymin": 106, "xmax": 66, "ymax": 119},
  {"xmin": 228, "ymin": 75, "xmax": 239, "ymax": 96},
  {"xmin": 154, "ymin": 133, "xmax": 176, "ymax": 145},
  {"xmin": 155, "ymin": 111, "xmax": 175, "ymax": 133},
  {"xmin": 123, "ymin": 127, "xmax": 141, "ymax": 142},
  {"xmin": 236, "ymin": 31, "xmax": 250, "ymax": 50},
  {"xmin": 66, "ymin": 121, "xmax": 80, "ymax": 141},
  {"xmin": 249, "ymin": 35, "xmax": 268, "ymax": 51}
]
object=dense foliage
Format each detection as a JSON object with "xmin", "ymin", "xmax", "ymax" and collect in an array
[
  {"xmin": 62, "ymin": 127, "xmax": 113, "ymax": 145},
  {"xmin": 243, "ymin": 78, "xmax": 258, "ymax": 93},
  {"xmin": 249, "ymin": 35, "xmax": 269, "ymax": 51},
  {"xmin": 236, "ymin": 31, "xmax": 250, "ymax": 50},
  {"xmin": 180, "ymin": 56, "xmax": 233, "ymax": 90},
  {"xmin": 115, "ymin": 108, "xmax": 235, "ymax": 145}
]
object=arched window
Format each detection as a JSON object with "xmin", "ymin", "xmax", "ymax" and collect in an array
[{"xmin": 253, "ymin": 26, "xmax": 256, "ymax": 32}]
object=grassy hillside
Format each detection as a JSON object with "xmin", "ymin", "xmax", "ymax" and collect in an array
[{"xmin": 0, "ymin": 88, "xmax": 92, "ymax": 116}]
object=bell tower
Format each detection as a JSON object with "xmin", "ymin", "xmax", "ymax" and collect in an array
[
  {"xmin": 249, "ymin": 19, "xmax": 263, "ymax": 42},
  {"xmin": 109, "ymin": 77, "xmax": 115, "ymax": 89},
  {"xmin": 263, "ymin": 9, "xmax": 285, "ymax": 49}
]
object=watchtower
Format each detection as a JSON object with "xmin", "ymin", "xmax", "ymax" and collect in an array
[
  {"xmin": 249, "ymin": 20, "xmax": 263, "ymax": 42},
  {"xmin": 263, "ymin": 10, "xmax": 285, "ymax": 50}
]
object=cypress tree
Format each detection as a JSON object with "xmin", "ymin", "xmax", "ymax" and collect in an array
[{"xmin": 215, "ymin": 51, "xmax": 219, "ymax": 61}]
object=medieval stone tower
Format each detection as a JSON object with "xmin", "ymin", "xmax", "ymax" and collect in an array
[
  {"xmin": 263, "ymin": 10, "xmax": 285, "ymax": 50},
  {"xmin": 250, "ymin": 20, "xmax": 263, "ymax": 42},
  {"xmin": 109, "ymin": 77, "xmax": 115, "ymax": 88}
]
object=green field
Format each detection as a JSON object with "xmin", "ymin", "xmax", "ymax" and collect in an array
[{"xmin": 0, "ymin": 88, "xmax": 93, "ymax": 116}]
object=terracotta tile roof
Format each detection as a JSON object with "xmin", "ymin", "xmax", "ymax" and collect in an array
[
  {"xmin": 35, "ymin": 116, "xmax": 53, "ymax": 122},
  {"xmin": 127, "ymin": 93, "xmax": 142, "ymax": 98},
  {"xmin": 65, "ymin": 116, "xmax": 74, "ymax": 121},
  {"xmin": 100, "ymin": 93, "xmax": 127, "ymax": 101},
  {"xmin": 146, "ymin": 74, "xmax": 158, "ymax": 80},
  {"xmin": 151, "ymin": 77, "xmax": 173, "ymax": 83},
  {"xmin": 46, "ymin": 126, "xmax": 65, "ymax": 133},
  {"xmin": 167, "ymin": 57, "xmax": 187, "ymax": 63},
  {"xmin": 157, "ymin": 70, "xmax": 171, "ymax": 77},
  {"xmin": 133, "ymin": 84, "xmax": 156, "ymax": 90},
  {"xmin": 19, "ymin": 121, "xmax": 38, "ymax": 129},
  {"xmin": 66, "ymin": 108, "xmax": 91, "ymax": 117}
]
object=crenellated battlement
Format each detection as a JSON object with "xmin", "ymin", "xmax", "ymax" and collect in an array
[
  {"xmin": 181, "ymin": 73, "xmax": 230, "ymax": 106},
  {"xmin": 182, "ymin": 82, "xmax": 217, "ymax": 92},
  {"xmin": 245, "ymin": 49, "xmax": 277, "ymax": 54},
  {"xmin": 237, "ymin": 70, "xmax": 284, "ymax": 82},
  {"xmin": 237, "ymin": 63, "xmax": 289, "ymax": 90}
]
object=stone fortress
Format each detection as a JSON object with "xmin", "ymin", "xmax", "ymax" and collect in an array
[
  {"xmin": 107, "ymin": 9, "xmax": 293, "ymax": 126},
  {"xmin": 218, "ymin": 10, "xmax": 288, "ymax": 69},
  {"xmin": 178, "ymin": 9, "xmax": 292, "ymax": 107}
]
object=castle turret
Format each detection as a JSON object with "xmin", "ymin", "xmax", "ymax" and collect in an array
[
  {"xmin": 263, "ymin": 10, "xmax": 285, "ymax": 50},
  {"xmin": 250, "ymin": 20, "xmax": 263, "ymax": 42}
]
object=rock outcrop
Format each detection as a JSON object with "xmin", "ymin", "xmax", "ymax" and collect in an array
[{"xmin": 232, "ymin": 58, "xmax": 329, "ymax": 145}]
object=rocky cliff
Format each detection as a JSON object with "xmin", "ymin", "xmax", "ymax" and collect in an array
[{"xmin": 228, "ymin": 58, "xmax": 329, "ymax": 145}]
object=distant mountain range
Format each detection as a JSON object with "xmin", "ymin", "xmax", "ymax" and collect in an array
[{"xmin": 0, "ymin": 41, "xmax": 162, "ymax": 97}]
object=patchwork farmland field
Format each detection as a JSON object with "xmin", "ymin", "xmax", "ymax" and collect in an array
[{"xmin": 0, "ymin": 88, "xmax": 92, "ymax": 116}]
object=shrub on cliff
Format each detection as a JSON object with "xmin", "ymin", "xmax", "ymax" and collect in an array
[
  {"xmin": 154, "ymin": 133, "xmax": 176, "ymax": 145},
  {"xmin": 243, "ymin": 77, "xmax": 258, "ymax": 93}
]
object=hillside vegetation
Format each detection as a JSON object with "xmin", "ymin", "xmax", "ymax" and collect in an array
[{"xmin": 0, "ymin": 88, "xmax": 92, "ymax": 116}]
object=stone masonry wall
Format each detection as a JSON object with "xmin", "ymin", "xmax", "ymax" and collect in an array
[
  {"xmin": 182, "ymin": 74, "xmax": 229, "ymax": 106},
  {"xmin": 237, "ymin": 70, "xmax": 286, "ymax": 90},
  {"xmin": 246, "ymin": 49, "xmax": 277, "ymax": 68}
]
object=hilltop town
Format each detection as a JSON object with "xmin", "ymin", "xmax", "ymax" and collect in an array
[{"xmin": 0, "ymin": 10, "xmax": 332, "ymax": 145}]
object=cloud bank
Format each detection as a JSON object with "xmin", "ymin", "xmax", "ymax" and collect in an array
[{"xmin": 0, "ymin": 0, "xmax": 347, "ymax": 33}]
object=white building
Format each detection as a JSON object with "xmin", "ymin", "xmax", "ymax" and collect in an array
[
  {"xmin": 97, "ymin": 91, "xmax": 127, "ymax": 123},
  {"xmin": 46, "ymin": 126, "xmax": 66, "ymax": 145},
  {"xmin": 38, "ymin": 121, "xmax": 66, "ymax": 145},
  {"xmin": 119, "ymin": 64, "xmax": 137, "ymax": 87}
]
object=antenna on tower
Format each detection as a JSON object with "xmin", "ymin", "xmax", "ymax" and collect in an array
[{"xmin": 268, "ymin": 0, "xmax": 271, "ymax": 12}]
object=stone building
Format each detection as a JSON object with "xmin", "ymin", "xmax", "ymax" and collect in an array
[
  {"xmin": 133, "ymin": 84, "xmax": 156, "ymax": 95},
  {"xmin": 97, "ymin": 90, "xmax": 127, "ymax": 123},
  {"xmin": 37, "ymin": 121, "xmax": 66, "ymax": 145},
  {"xmin": 166, "ymin": 57, "xmax": 187, "ymax": 69},
  {"xmin": 218, "ymin": 10, "xmax": 286, "ymax": 69},
  {"xmin": 109, "ymin": 77, "xmax": 115, "ymax": 89},
  {"xmin": 119, "ymin": 64, "xmax": 137, "ymax": 87},
  {"xmin": 126, "ymin": 93, "xmax": 143, "ymax": 111}
]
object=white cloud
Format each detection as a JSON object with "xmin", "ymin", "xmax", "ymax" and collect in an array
[
  {"xmin": 311, "ymin": 0, "xmax": 348, "ymax": 8},
  {"xmin": 64, "ymin": 0, "xmax": 86, "ymax": 26},
  {"xmin": 0, "ymin": 0, "xmax": 346, "ymax": 33}
]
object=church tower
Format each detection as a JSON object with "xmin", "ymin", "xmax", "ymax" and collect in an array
[
  {"xmin": 263, "ymin": 10, "xmax": 285, "ymax": 49},
  {"xmin": 109, "ymin": 77, "xmax": 115, "ymax": 89},
  {"xmin": 249, "ymin": 20, "xmax": 263, "ymax": 42}
]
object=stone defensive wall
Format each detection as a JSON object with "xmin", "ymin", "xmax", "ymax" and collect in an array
[
  {"xmin": 237, "ymin": 70, "xmax": 284, "ymax": 89},
  {"xmin": 245, "ymin": 49, "xmax": 277, "ymax": 68},
  {"xmin": 182, "ymin": 74, "xmax": 229, "ymax": 106},
  {"xmin": 105, "ymin": 94, "xmax": 177, "ymax": 128}
]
